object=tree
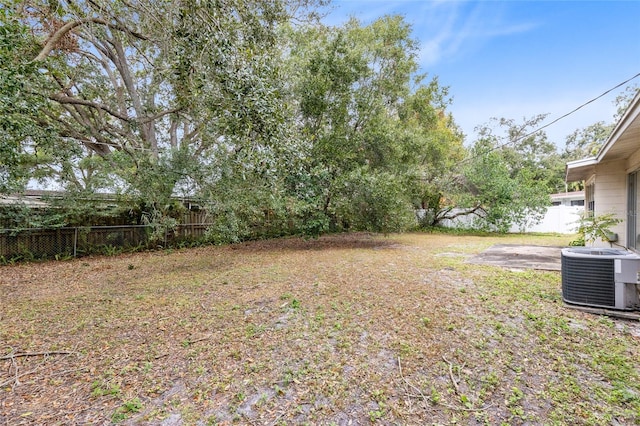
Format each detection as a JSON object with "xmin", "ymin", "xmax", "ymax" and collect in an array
[
  {"xmin": 2, "ymin": 0, "xmax": 320, "ymax": 230},
  {"xmin": 285, "ymin": 16, "xmax": 464, "ymax": 234},
  {"xmin": 428, "ymin": 116, "xmax": 558, "ymax": 232},
  {"xmin": 3, "ymin": 4, "xmax": 476, "ymax": 239},
  {"xmin": 396, "ymin": 83, "xmax": 466, "ymax": 226},
  {"xmin": 462, "ymin": 140, "xmax": 549, "ymax": 232},
  {"xmin": 564, "ymin": 121, "xmax": 613, "ymax": 160},
  {"xmin": 614, "ymin": 84, "xmax": 640, "ymax": 121},
  {"xmin": 480, "ymin": 115, "xmax": 565, "ymax": 193},
  {"xmin": 0, "ymin": 4, "xmax": 60, "ymax": 194}
]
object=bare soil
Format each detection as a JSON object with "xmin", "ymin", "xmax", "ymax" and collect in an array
[{"xmin": 2, "ymin": 232, "xmax": 639, "ymax": 425}]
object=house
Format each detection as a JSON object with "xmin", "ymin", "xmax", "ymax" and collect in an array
[
  {"xmin": 550, "ymin": 191, "xmax": 584, "ymax": 207},
  {"xmin": 565, "ymin": 89, "xmax": 640, "ymax": 248}
]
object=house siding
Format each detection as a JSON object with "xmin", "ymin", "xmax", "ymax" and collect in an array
[
  {"xmin": 626, "ymin": 149, "xmax": 640, "ymax": 174},
  {"xmin": 592, "ymin": 159, "xmax": 627, "ymax": 247},
  {"xmin": 565, "ymin": 90, "xmax": 640, "ymax": 250}
]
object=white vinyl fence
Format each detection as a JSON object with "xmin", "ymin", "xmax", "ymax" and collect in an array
[
  {"xmin": 429, "ymin": 205, "xmax": 583, "ymax": 234},
  {"xmin": 509, "ymin": 205, "xmax": 582, "ymax": 234}
]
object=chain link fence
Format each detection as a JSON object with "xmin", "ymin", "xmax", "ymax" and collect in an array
[{"xmin": 0, "ymin": 224, "xmax": 211, "ymax": 262}]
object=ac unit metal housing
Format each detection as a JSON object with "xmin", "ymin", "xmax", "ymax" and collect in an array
[{"xmin": 561, "ymin": 247, "xmax": 640, "ymax": 310}]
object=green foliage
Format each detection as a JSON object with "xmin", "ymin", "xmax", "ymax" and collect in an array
[
  {"xmin": 0, "ymin": 0, "xmax": 310, "ymax": 230},
  {"xmin": 3, "ymin": 2, "xmax": 573, "ymax": 241},
  {"xmin": 572, "ymin": 212, "xmax": 622, "ymax": 245},
  {"xmin": 0, "ymin": 5, "xmax": 59, "ymax": 193},
  {"xmin": 286, "ymin": 15, "xmax": 463, "ymax": 235},
  {"xmin": 332, "ymin": 168, "xmax": 415, "ymax": 233},
  {"xmin": 564, "ymin": 122, "xmax": 613, "ymax": 160},
  {"xmin": 111, "ymin": 398, "xmax": 142, "ymax": 423},
  {"xmin": 563, "ymin": 85, "xmax": 638, "ymax": 192},
  {"xmin": 457, "ymin": 117, "xmax": 552, "ymax": 232},
  {"xmin": 91, "ymin": 380, "xmax": 121, "ymax": 398},
  {"xmin": 1, "ymin": 0, "xmax": 470, "ymax": 240}
]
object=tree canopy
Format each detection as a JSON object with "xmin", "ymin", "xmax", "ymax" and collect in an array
[{"xmin": 1, "ymin": 0, "xmax": 597, "ymax": 239}]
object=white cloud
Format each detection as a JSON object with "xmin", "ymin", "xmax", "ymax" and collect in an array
[
  {"xmin": 325, "ymin": 1, "xmax": 539, "ymax": 68},
  {"xmin": 412, "ymin": 2, "xmax": 539, "ymax": 67}
]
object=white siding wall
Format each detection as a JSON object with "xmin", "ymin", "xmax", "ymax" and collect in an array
[
  {"xmin": 592, "ymin": 159, "xmax": 627, "ymax": 247},
  {"xmin": 627, "ymin": 148, "xmax": 640, "ymax": 172}
]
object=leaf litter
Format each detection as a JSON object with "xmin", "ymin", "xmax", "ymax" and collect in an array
[{"xmin": 1, "ymin": 232, "xmax": 640, "ymax": 425}]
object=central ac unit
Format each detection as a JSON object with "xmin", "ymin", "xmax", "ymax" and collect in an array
[{"xmin": 561, "ymin": 247, "xmax": 640, "ymax": 310}]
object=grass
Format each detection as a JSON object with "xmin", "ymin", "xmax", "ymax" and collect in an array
[{"xmin": 1, "ymin": 232, "xmax": 640, "ymax": 424}]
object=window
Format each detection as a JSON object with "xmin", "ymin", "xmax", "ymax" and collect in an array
[
  {"xmin": 571, "ymin": 200, "xmax": 584, "ymax": 207},
  {"xmin": 552, "ymin": 201, "xmax": 561, "ymax": 206},
  {"xmin": 628, "ymin": 172, "xmax": 639, "ymax": 250},
  {"xmin": 585, "ymin": 183, "xmax": 595, "ymax": 215}
]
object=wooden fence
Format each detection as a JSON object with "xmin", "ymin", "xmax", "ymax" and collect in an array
[{"xmin": 0, "ymin": 224, "xmax": 211, "ymax": 260}]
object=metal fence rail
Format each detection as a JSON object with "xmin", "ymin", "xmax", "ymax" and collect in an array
[{"xmin": 0, "ymin": 224, "xmax": 212, "ymax": 260}]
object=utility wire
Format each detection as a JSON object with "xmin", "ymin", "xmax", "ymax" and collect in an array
[{"xmin": 458, "ymin": 71, "xmax": 640, "ymax": 165}]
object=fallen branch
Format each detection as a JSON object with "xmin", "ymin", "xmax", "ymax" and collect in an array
[
  {"xmin": 0, "ymin": 365, "xmax": 44, "ymax": 387},
  {"xmin": 442, "ymin": 355, "xmax": 459, "ymax": 393},
  {"xmin": 397, "ymin": 356, "xmax": 430, "ymax": 405},
  {"xmin": 189, "ymin": 334, "xmax": 213, "ymax": 344},
  {"xmin": 0, "ymin": 366, "xmax": 87, "ymax": 388},
  {"xmin": 0, "ymin": 351, "xmax": 74, "ymax": 361}
]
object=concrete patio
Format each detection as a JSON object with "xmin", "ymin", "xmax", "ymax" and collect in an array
[{"xmin": 467, "ymin": 244, "xmax": 563, "ymax": 271}]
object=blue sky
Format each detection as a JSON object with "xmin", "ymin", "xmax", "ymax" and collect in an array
[{"xmin": 324, "ymin": 1, "xmax": 640, "ymax": 147}]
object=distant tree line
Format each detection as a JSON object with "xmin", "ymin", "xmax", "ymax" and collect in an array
[{"xmin": 1, "ymin": 0, "xmax": 637, "ymax": 241}]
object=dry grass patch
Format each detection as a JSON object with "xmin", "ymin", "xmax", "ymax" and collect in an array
[{"xmin": 1, "ymin": 232, "xmax": 640, "ymax": 425}]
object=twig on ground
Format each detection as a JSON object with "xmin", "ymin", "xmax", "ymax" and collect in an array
[
  {"xmin": 0, "ymin": 351, "xmax": 74, "ymax": 361},
  {"xmin": 269, "ymin": 411, "xmax": 287, "ymax": 426},
  {"xmin": 11, "ymin": 355, "xmax": 19, "ymax": 386},
  {"xmin": 189, "ymin": 334, "xmax": 213, "ymax": 344},
  {"xmin": 397, "ymin": 356, "xmax": 430, "ymax": 405},
  {"xmin": 442, "ymin": 355, "xmax": 459, "ymax": 393},
  {"xmin": 1, "ymin": 366, "xmax": 89, "ymax": 389},
  {"xmin": 438, "ymin": 356, "xmax": 493, "ymax": 413},
  {"xmin": 0, "ymin": 365, "xmax": 44, "ymax": 387},
  {"xmin": 1, "ymin": 351, "xmax": 78, "ymax": 387},
  {"xmin": 397, "ymin": 356, "xmax": 414, "ymax": 412}
]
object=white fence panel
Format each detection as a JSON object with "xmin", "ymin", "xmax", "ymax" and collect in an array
[
  {"xmin": 427, "ymin": 205, "xmax": 583, "ymax": 234},
  {"xmin": 508, "ymin": 206, "xmax": 582, "ymax": 234}
]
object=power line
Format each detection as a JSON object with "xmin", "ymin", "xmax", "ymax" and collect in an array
[{"xmin": 458, "ymin": 71, "xmax": 640, "ymax": 165}]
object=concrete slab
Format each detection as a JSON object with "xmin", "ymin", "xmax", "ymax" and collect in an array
[
  {"xmin": 467, "ymin": 244, "xmax": 563, "ymax": 271},
  {"xmin": 563, "ymin": 304, "xmax": 640, "ymax": 320}
]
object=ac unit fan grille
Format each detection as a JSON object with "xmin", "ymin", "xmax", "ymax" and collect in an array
[{"xmin": 561, "ymin": 255, "xmax": 615, "ymax": 307}]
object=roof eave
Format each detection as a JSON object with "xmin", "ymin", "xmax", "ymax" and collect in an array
[
  {"xmin": 596, "ymin": 89, "xmax": 640, "ymax": 161},
  {"xmin": 565, "ymin": 157, "xmax": 597, "ymax": 182}
]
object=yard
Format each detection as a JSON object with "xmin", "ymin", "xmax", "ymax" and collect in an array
[{"xmin": 1, "ymin": 232, "xmax": 640, "ymax": 425}]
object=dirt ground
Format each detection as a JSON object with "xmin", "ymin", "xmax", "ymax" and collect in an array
[{"xmin": 2, "ymin": 232, "xmax": 640, "ymax": 425}]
